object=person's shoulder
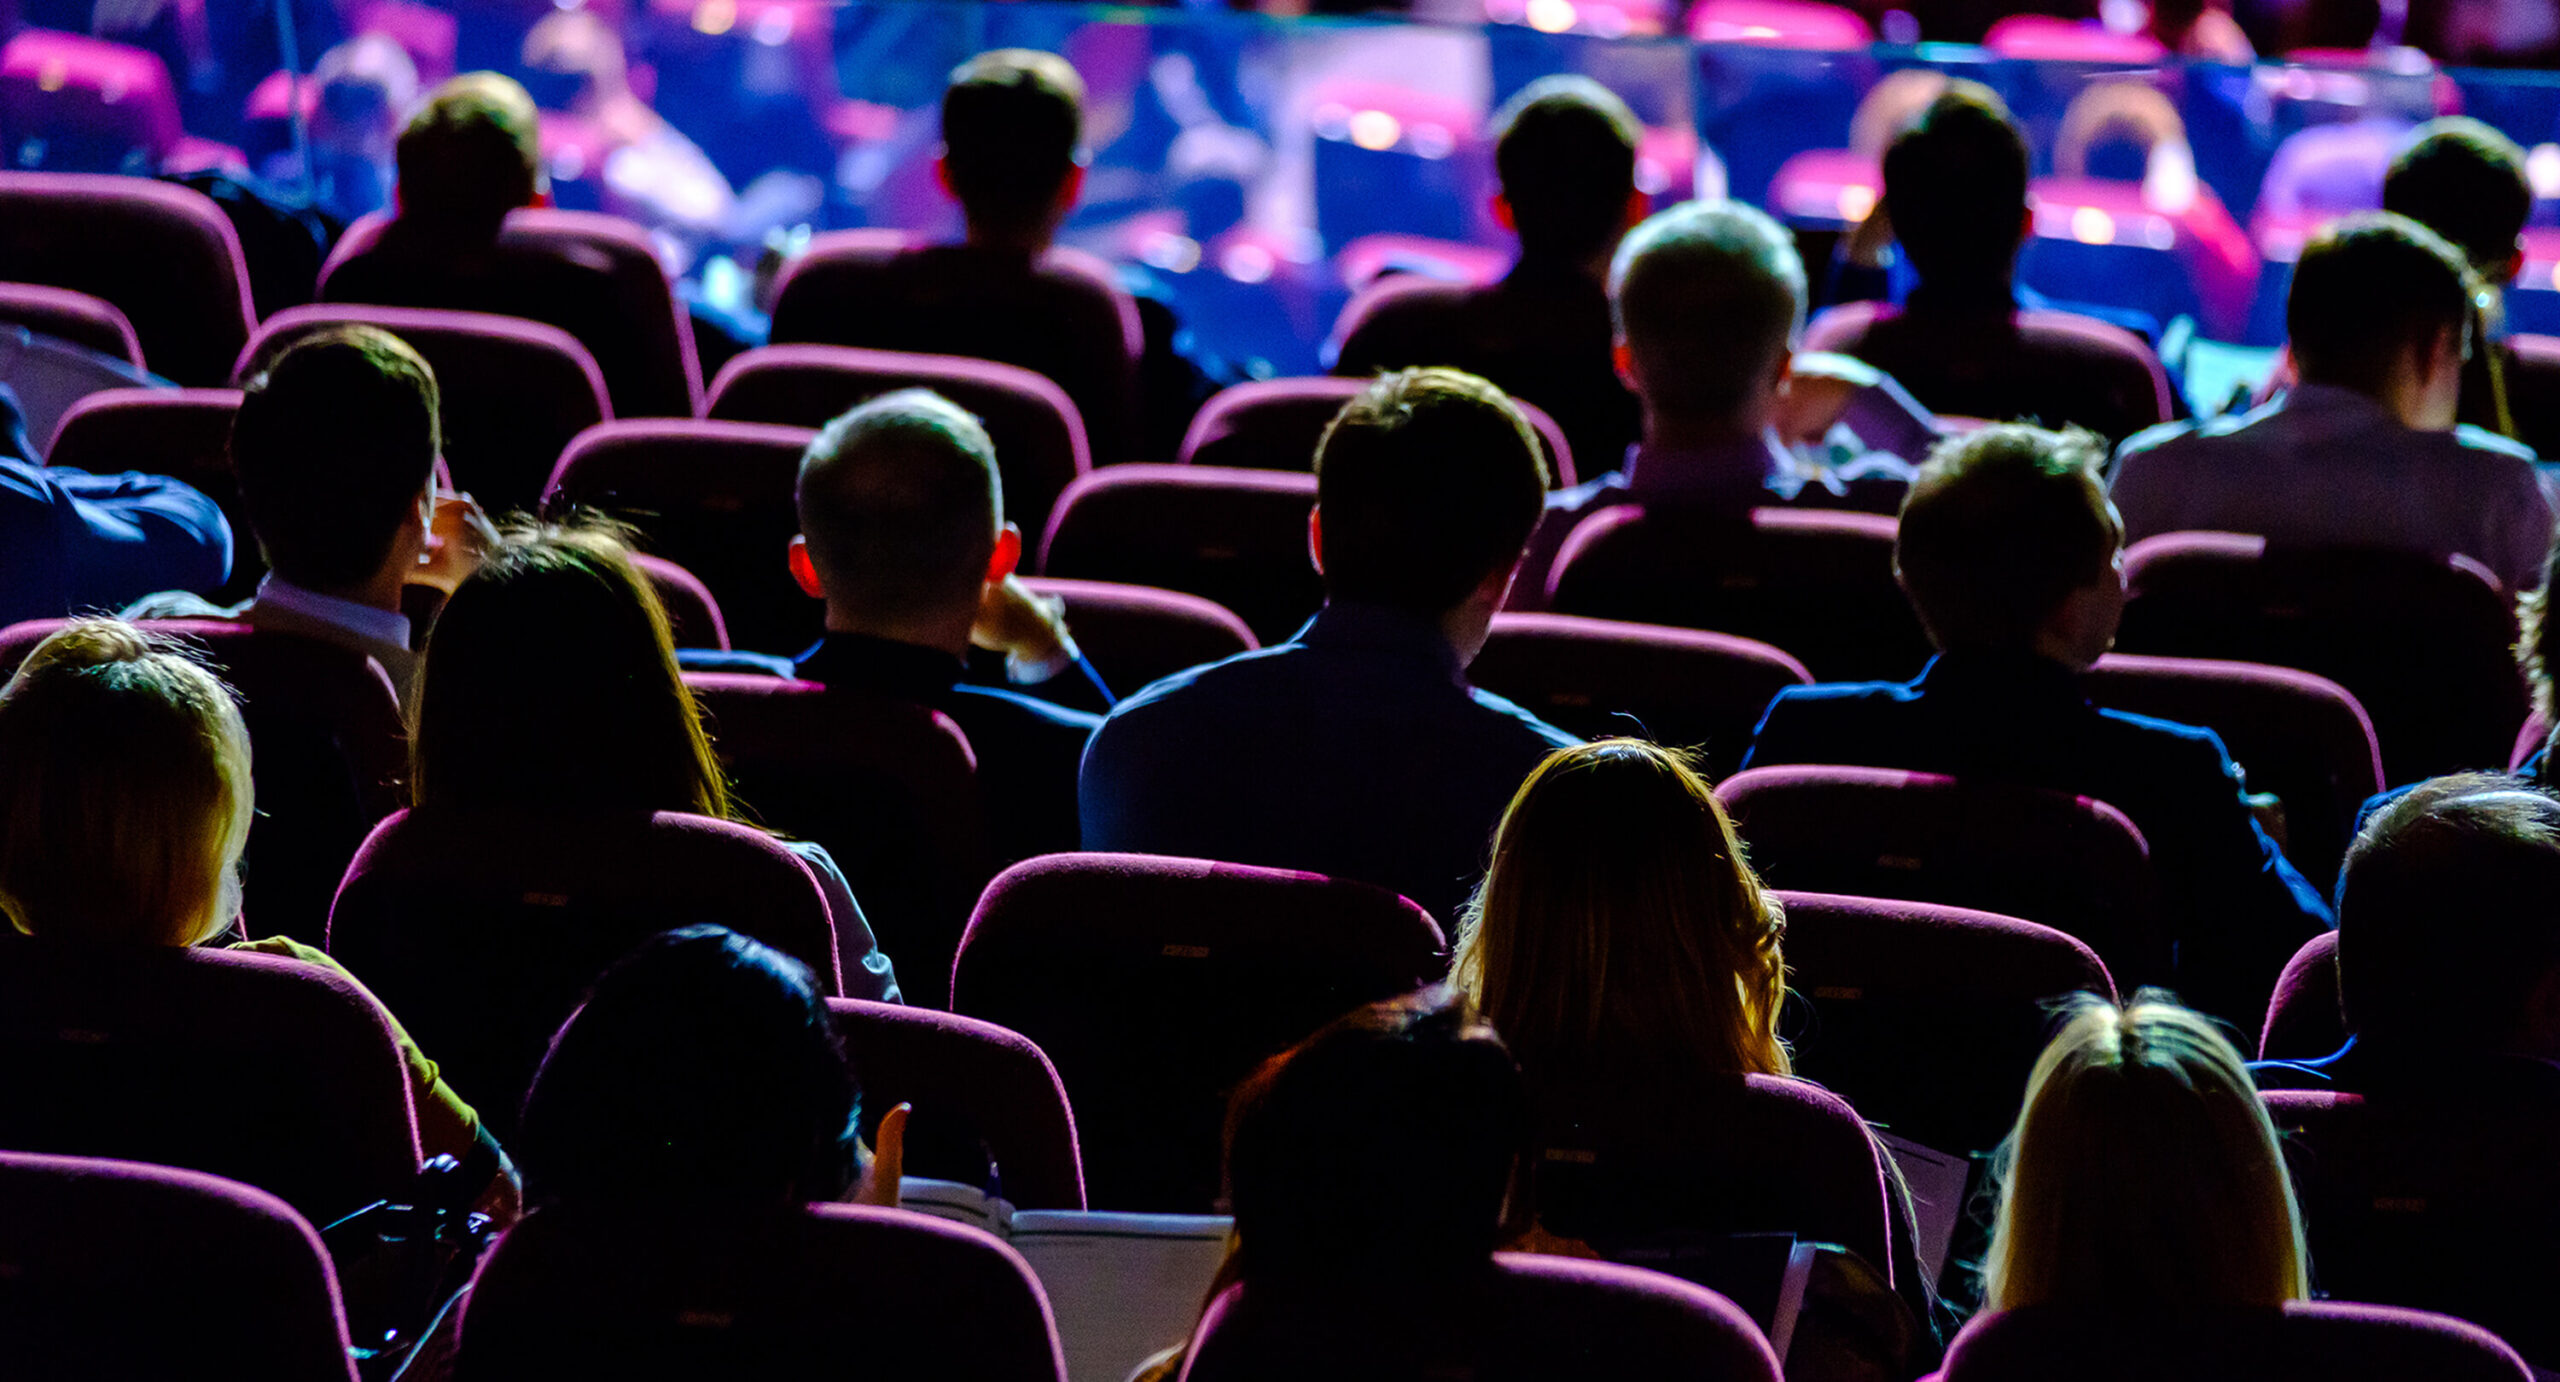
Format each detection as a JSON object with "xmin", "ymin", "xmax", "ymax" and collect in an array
[
  {"xmin": 2447, "ymin": 422, "xmax": 2539, "ymax": 465},
  {"xmin": 1097, "ymin": 643, "xmax": 1296, "ymax": 725},
  {"xmin": 947, "ymin": 681, "xmax": 1105, "ymax": 736},
  {"xmin": 2090, "ymin": 703, "xmax": 2238, "ymax": 774},
  {"xmin": 119, "ymin": 589, "xmax": 241, "ymax": 622},
  {"xmin": 1464, "ymin": 684, "xmax": 1580, "ymax": 751},
  {"xmin": 1766, "ymin": 677, "xmax": 1922, "ymax": 712}
]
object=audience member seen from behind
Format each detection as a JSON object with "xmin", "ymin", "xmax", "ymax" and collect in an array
[
  {"xmin": 1511, "ymin": 199, "xmax": 1922, "ymax": 605},
  {"xmin": 2111, "ymin": 214, "xmax": 2551, "ymax": 590},
  {"xmin": 2384, "ymin": 117, "xmax": 2546, "ymax": 448},
  {"xmin": 1745, "ymin": 424, "xmax": 2330, "ymax": 1025},
  {"xmin": 0, "ymin": 619, "xmax": 487, "ymax": 1164},
  {"xmin": 1330, "ymin": 76, "xmax": 1651, "ymax": 469},
  {"xmin": 788, "ymin": 389, "xmax": 1101, "ymax": 865},
  {"xmin": 1984, "ymin": 992, "xmax": 2306, "ymax": 1314},
  {"xmin": 1454, "ymin": 738, "xmax": 1935, "ymax": 1338},
  {"xmin": 0, "ymin": 383, "xmax": 231, "ymax": 627},
  {"xmin": 1819, "ymin": 83, "xmax": 2172, "ymax": 443},
  {"xmin": 766, "ymin": 50, "xmax": 1141, "ymax": 465},
  {"xmin": 1133, "ymin": 988, "xmax": 1530, "ymax": 1381},
  {"xmin": 411, "ymin": 522, "xmax": 897, "ymax": 1000},
  {"xmin": 126, "ymin": 325, "xmax": 494, "ymax": 705},
  {"xmin": 450, "ymin": 926, "xmax": 905, "ymax": 1380},
  {"xmin": 1080, "ymin": 368, "xmax": 1577, "ymax": 926},
  {"xmin": 320, "ymin": 72, "xmax": 659, "ymax": 419}
]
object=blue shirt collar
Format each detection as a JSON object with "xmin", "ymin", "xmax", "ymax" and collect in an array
[{"xmin": 1294, "ymin": 600, "xmax": 1465, "ymax": 684}]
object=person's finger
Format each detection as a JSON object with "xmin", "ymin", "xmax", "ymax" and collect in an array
[{"xmin": 858, "ymin": 1103, "xmax": 910, "ymax": 1207}]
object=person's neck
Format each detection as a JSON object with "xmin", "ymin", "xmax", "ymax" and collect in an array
[
  {"xmin": 823, "ymin": 604, "xmax": 973, "ymax": 661},
  {"xmin": 1641, "ymin": 408, "xmax": 1771, "ymax": 454},
  {"xmin": 1908, "ymin": 270, "xmax": 2016, "ymax": 312},
  {"xmin": 1514, "ymin": 243, "xmax": 1613, "ymax": 285},
  {"xmin": 960, "ymin": 221, "xmax": 1053, "ymax": 258},
  {"xmin": 2300, "ymin": 371, "xmax": 2438, "ymax": 431},
  {"xmin": 313, "ymin": 565, "xmax": 411, "ymax": 615}
]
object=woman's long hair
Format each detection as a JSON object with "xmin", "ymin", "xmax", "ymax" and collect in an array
[
  {"xmin": 1985, "ymin": 990, "xmax": 2309, "ymax": 1311},
  {"xmin": 410, "ymin": 520, "xmax": 730, "ymax": 818},
  {"xmin": 1453, "ymin": 739, "xmax": 1790, "ymax": 1082}
]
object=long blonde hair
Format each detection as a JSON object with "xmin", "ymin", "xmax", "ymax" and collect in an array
[
  {"xmin": 1453, "ymin": 739, "xmax": 1790, "ymax": 1081},
  {"xmin": 0, "ymin": 619, "xmax": 253, "ymax": 947},
  {"xmin": 1985, "ymin": 991, "xmax": 2309, "ymax": 1311}
]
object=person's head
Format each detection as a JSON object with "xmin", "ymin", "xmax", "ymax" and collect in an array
[
  {"xmin": 229, "ymin": 325, "xmax": 441, "ymax": 603},
  {"xmin": 411, "ymin": 521, "xmax": 729, "ymax": 819},
  {"xmin": 790, "ymin": 389, "xmax": 1015, "ymax": 654},
  {"xmin": 0, "ymin": 620, "xmax": 251, "ymax": 948},
  {"xmin": 519, "ymin": 9, "xmax": 630, "ymax": 111},
  {"xmin": 1895, "ymin": 424, "xmax": 2123, "ymax": 667},
  {"xmin": 1882, "ymin": 83, "xmax": 2032, "ymax": 291},
  {"xmin": 2384, "ymin": 117, "xmax": 2532, "ymax": 284},
  {"xmin": 1609, "ymin": 199, "xmax": 1806, "ymax": 434},
  {"xmin": 2287, "ymin": 213, "xmax": 2476, "ymax": 429},
  {"xmin": 1456, "ymin": 739, "xmax": 1789, "ymax": 1082},
  {"xmin": 939, "ymin": 49, "xmax": 1085, "ymax": 246},
  {"xmin": 311, "ymin": 33, "xmax": 418, "ymax": 158},
  {"xmin": 394, "ymin": 72, "xmax": 544, "ymax": 238},
  {"xmin": 1311, "ymin": 368, "xmax": 1549, "ymax": 653},
  {"xmin": 516, "ymin": 925, "xmax": 864, "ymax": 1212},
  {"xmin": 2337, "ymin": 775, "xmax": 2560, "ymax": 1063},
  {"xmin": 1489, "ymin": 76, "xmax": 1647, "ymax": 268},
  {"xmin": 1985, "ymin": 991, "xmax": 2308, "ymax": 1311},
  {"xmin": 1224, "ymin": 988, "xmax": 1527, "ymax": 1283}
]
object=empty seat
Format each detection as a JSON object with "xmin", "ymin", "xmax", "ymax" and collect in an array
[
  {"xmin": 0, "ymin": 618, "xmax": 405, "ymax": 940},
  {"xmin": 0, "ymin": 171, "xmax": 256, "ymax": 386},
  {"xmin": 0, "ymin": 939, "xmax": 420, "ymax": 1225},
  {"xmin": 545, "ymin": 419, "xmax": 818, "ymax": 656},
  {"xmin": 325, "ymin": 808, "xmax": 842, "ymax": 1140},
  {"xmin": 459, "ymin": 1202, "xmax": 1068, "ymax": 1381},
  {"xmin": 0, "ymin": 280, "xmax": 142, "ymax": 367},
  {"xmin": 630, "ymin": 552, "xmax": 729, "ymax": 651},
  {"xmin": 2259, "ymin": 929, "xmax": 2343, "ymax": 1063},
  {"xmin": 828, "ymin": 999, "xmax": 1083, "ymax": 1210},
  {"xmin": 1178, "ymin": 1253, "xmax": 1782, "ymax": 1381},
  {"xmin": 1017, "ymin": 577, "xmax": 1256, "ymax": 696},
  {"xmin": 1938, "ymin": 1301, "xmax": 2529, "ymax": 1381},
  {"xmin": 687, "ymin": 675, "xmax": 988, "ymax": 1003},
  {"xmin": 1773, "ymin": 890, "xmax": 2115, "ymax": 1155},
  {"xmin": 0, "ymin": 31, "xmax": 183, "ymax": 177},
  {"xmin": 43, "ymin": 389, "xmax": 252, "ymax": 601},
  {"xmin": 2116, "ymin": 533, "xmax": 2529, "ymax": 785},
  {"xmin": 707, "ymin": 344, "xmax": 1087, "ymax": 544},
  {"xmin": 1038, "ymin": 465, "xmax": 1321, "ymax": 646},
  {"xmin": 1719, "ymin": 765, "xmax": 2167, "ymax": 986},
  {"xmin": 0, "ymin": 1152, "xmax": 360, "ymax": 1382},
  {"xmin": 242, "ymin": 304, "xmax": 611, "ymax": 515},
  {"xmin": 1470, "ymin": 612, "xmax": 1811, "ymax": 779},
  {"xmin": 951, "ymin": 853, "xmax": 1445, "ymax": 1211},
  {"xmin": 320, "ymin": 207, "xmax": 704, "ymax": 419},
  {"xmin": 2083, "ymin": 653, "xmax": 2383, "ymax": 891},
  {"xmin": 1548, "ymin": 505, "xmax": 1934, "ymax": 684},
  {"xmin": 1178, "ymin": 376, "xmax": 1577, "ymax": 486}
]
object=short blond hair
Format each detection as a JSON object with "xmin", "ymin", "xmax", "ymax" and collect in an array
[
  {"xmin": 0, "ymin": 620, "xmax": 252, "ymax": 947},
  {"xmin": 1986, "ymin": 991, "xmax": 2307, "ymax": 1311}
]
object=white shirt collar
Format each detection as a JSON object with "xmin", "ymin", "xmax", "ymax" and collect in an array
[{"xmin": 253, "ymin": 574, "xmax": 412, "ymax": 651}]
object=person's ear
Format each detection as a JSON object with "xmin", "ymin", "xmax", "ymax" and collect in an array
[
  {"xmin": 788, "ymin": 535, "xmax": 825, "ymax": 599},
  {"xmin": 1057, "ymin": 164, "xmax": 1087, "ymax": 214},
  {"xmin": 2015, "ymin": 201, "xmax": 2035, "ymax": 249},
  {"xmin": 1624, "ymin": 187, "xmax": 1651, "ymax": 231},
  {"xmin": 1307, "ymin": 505, "xmax": 1325, "ymax": 577},
  {"xmin": 933, "ymin": 154, "xmax": 957, "ymax": 202},
  {"xmin": 852, "ymin": 1103, "xmax": 908, "ymax": 1208},
  {"xmin": 1613, "ymin": 339, "xmax": 1638, "ymax": 393},
  {"xmin": 1490, "ymin": 191, "xmax": 1516, "ymax": 234},
  {"xmin": 986, "ymin": 523, "xmax": 1023, "ymax": 585},
  {"xmin": 2506, "ymin": 243, "xmax": 2529, "ymax": 288}
]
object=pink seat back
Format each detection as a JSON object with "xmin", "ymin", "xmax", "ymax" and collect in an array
[
  {"xmin": 2260, "ymin": 928, "xmax": 2344, "ymax": 1061},
  {"xmin": 544, "ymin": 418, "xmax": 818, "ymax": 655},
  {"xmin": 628, "ymin": 552, "xmax": 729, "ymax": 651},
  {"xmin": 1037, "ymin": 464, "xmax": 1321, "ymax": 645},
  {"xmin": 1688, "ymin": 0, "xmax": 1876, "ymax": 47},
  {"xmin": 1981, "ymin": 14, "xmax": 2169, "ymax": 59},
  {"xmin": 0, "ymin": 1152, "xmax": 360, "ymax": 1382},
  {"xmin": 1721, "ymin": 765, "xmax": 2167, "ymax": 984},
  {"xmin": 0, "ymin": 171, "xmax": 255, "ymax": 386},
  {"xmin": 0, "ymin": 280, "xmax": 142, "ymax": 366},
  {"xmin": 1179, "ymin": 1253, "xmax": 1781, "ymax": 1382},
  {"xmin": 1017, "ymin": 577, "xmax": 1256, "ymax": 695},
  {"xmin": 1178, "ymin": 376, "xmax": 1577, "ymax": 487},
  {"xmin": 459, "ymin": 1202, "xmax": 1067, "ymax": 1380},
  {"xmin": 1775, "ymin": 890, "xmax": 2114, "ymax": 1154},
  {"xmin": 0, "ymin": 940, "xmax": 420, "ymax": 1226},
  {"xmin": 243, "ymin": 304, "xmax": 611, "ymax": 515},
  {"xmin": 1471, "ymin": 612, "xmax": 1810, "ymax": 778},
  {"xmin": 325, "ymin": 808, "xmax": 841, "ymax": 1140},
  {"xmin": 952, "ymin": 853, "xmax": 1445, "ymax": 1211},
  {"xmin": 2085, "ymin": 652, "xmax": 2381, "ymax": 890},
  {"xmin": 0, "ymin": 31, "xmax": 183, "ymax": 171},
  {"xmin": 828, "ymin": 998, "xmax": 1083, "ymax": 1210},
  {"xmin": 2118, "ymin": 531, "xmax": 2530, "ymax": 785},
  {"xmin": 44, "ymin": 388, "xmax": 250, "ymax": 598},
  {"xmin": 1549, "ymin": 505, "xmax": 1933, "ymax": 683},
  {"xmin": 1939, "ymin": 1301, "xmax": 2529, "ymax": 1381},
  {"xmin": 687, "ymin": 675, "xmax": 989, "ymax": 1002},
  {"xmin": 707, "ymin": 343, "xmax": 1087, "ymax": 542}
]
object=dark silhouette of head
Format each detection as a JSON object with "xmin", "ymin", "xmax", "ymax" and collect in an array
[
  {"xmin": 2287, "ymin": 212, "xmax": 2476, "ymax": 402},
  {"xmin": 2385, "ymin": 117, "xmax": 2532, "ymax": 282},
  {"xmin": 792, "ymin": 389, "xmax": 1007, "ymax": 638},
  {"xmin": 1883, "ymin": 83, "xmax": 2032, "ymax": 292},
  {"xmin": 1609, "ymin": 199, "xmax": 1805, "ymax": 432},
  {"xmin": 1896, "ymin": 423, "xmax": 2122, "ymax": 666},
  {"xmin": 394, "ymin": 71, "xmax": 543, "ymax": 239},
  {"xmin": 229, "ymin": 325, "xmax": 439, "ymax": 598},
  {"xmin": 1312, "ymin": 368, "xmax": 1549, "ymax": 622},
  {"xmin": 1491, "ymin": 75, "xmax": 1643, "ymax": 267},
  {"xmin": 940, "ymin": 49, "xmax": 1085, "ymax": 245}
]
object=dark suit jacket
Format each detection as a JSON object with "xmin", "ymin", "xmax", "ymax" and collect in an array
[
  {"xmin": 794, "ymin": 634, "xmax": 1098, "ymax": 865},
  {"xmin": 1744, "ymin": 652, "xmax": 2331, "ymax": 1024}
]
